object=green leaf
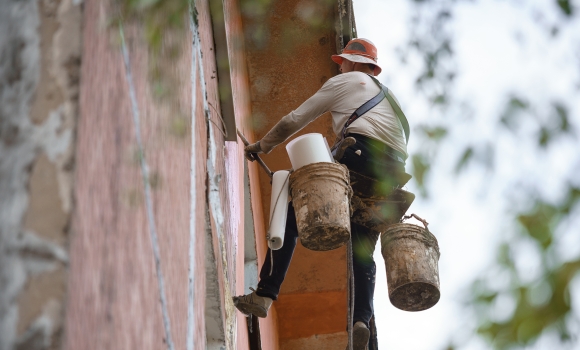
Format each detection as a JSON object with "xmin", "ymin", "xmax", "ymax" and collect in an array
[
  {"xmin": 431, "ymin": 94, "xmax": 447, "ymax": 105},
  {"xmin": 538, "ymin": 127, "xmax": 551, "ymax": 147},
  {"xmin": 500, "ymin": 96, "xmax": 529, "ymax": 131},
  {"xmin": 476, "ymin": 291, "xmax": 499, "ymax": 304},
  {"xmin": 419, "ymin": 125, "xmax": 448, "ymax": 140},
  {"xmin": 454, "ymin": 147, "xmax": 473, "ymax": 174},
  {"xmin": 497, "ymin": 243, "xmax": 514, "ymax": 268},
  {"xmin": 517, "ymin": 204, "xmax": 555, "ymax": 249},
  {"xmin": 556, "ymin": 0, "xmax": 573, "ymax": 16},
  {"xmin": 553, "ymin": 102, "xmax": 570, "ymax": 132},
  {"xmin": 509, "ymin": 96, "xmax": 529, "ymax": 110},
  {"xmin": 411, "ymin": 153, "xmax": 431, "ymax": 196}
]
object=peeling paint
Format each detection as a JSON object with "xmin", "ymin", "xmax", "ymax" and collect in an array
[
  {"xmin": 187, "ymin": 6, "xmax": 199, "ymax": 350},
  {"xmin": 14, "ymin": 299, "xmax": 62, "ymax": 350},
  {"xmin": 205, "ymin": 207, "xmax": 226, "ymax": 350},
  {"xmin": 194, "ymin": 20, "xmax": 237, "ymax": 349}
]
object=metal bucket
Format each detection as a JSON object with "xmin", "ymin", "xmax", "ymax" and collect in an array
[
  {"xmin": 381, "ymin": 214, "xmax": 440, "ymax": 311},
  {"xmin": 289, "ymin": 162, "xmax": 352, "ymax": 251}
]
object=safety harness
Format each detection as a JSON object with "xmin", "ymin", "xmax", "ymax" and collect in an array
[{"xmin": 338, "ymin": 75, "xmax": 410, "ymax": 148}]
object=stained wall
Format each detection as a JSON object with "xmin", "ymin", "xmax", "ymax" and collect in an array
[
  {"xmin": 0, "ymin": 0, "xmax": 291, "ymax": 348},
  {"xmin": 0, "ymin": 0, "xmax": 81, "ymax": 348}
]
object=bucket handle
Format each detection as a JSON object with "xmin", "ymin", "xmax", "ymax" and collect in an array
[
  {"xmin": 399, "ymin": 214, "xmax": 439, "ymax": 255},
  {"xmin": 401, "ymin": 213, "xmax": 429, "ymax": 230}
]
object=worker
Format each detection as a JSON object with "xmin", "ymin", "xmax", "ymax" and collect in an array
[{"xmin": 233, "ymin": 38, "xmax": 410, "ymax": 349}]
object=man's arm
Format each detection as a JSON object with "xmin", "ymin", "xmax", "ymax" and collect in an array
[{"xmin": 244, "ymin": 78, "xmax": 337, "ymax": 160}]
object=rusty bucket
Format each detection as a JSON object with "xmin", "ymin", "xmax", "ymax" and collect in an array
[
  {"xmin": 381, "ymin": 214, "xmax": 440, "ymax": 311},
  {"xmin": 289, "ymin": 162, "xmax": 352, "ymax": 251}
]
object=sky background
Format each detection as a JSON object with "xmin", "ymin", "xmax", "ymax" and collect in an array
[{"xmin": 353, "ymin": 0, "xmax": 580, "ymax": 348}]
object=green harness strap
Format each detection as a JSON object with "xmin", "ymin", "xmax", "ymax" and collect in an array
[{"xmin": 369, "ymin": 76, "xmax": 410, "ymax": 145}]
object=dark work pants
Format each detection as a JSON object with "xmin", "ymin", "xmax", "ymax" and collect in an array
[{"xmin": 256, "ymin": 134, "xmax": 407, "ymax": 328}]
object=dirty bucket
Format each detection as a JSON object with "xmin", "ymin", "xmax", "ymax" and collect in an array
[
  {"xmin": 381, "ymin": 214, "xmax": 440, "ymax": 311},
  {"xmin": 289, "ymin": 162, "xmax": 352, "ymax": 251}
]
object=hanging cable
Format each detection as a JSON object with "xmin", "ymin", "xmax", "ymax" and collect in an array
[
  {"xmin": 347, "ymin": 239, "xmax": 354, "ymax": 350},
  {"xmin": 207, "ymin": 102, "xmax": 228, "ymax": 137},
  {"xmin": 119, "ymin": 23, "xmax": 174, "ymax": 350}
]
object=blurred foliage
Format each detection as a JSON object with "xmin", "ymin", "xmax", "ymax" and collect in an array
[
  {"xmin": 470, "ymin": 186, "xmax": 580, "ymax": 348},
  {"xmin": 240, "ymin": 0, "xmax": 336, "ymax": 57},
  {"xmin": 113, "ymin": 0, "xmax": 190, "ymax": 51},
  {"xmin": 113, "ymin": 0, "xmax": 190, "ymax": 91},
  {"xmin": 400, "ymin": 0, "xmax": 580, "ymax": 349},
  {"xmin": 112, "ymin": 0, "xmax": 193, "ymax": 141},
  {"xmin": 557, "ymin": 0, "xmax": 574, "ymax": 16}
]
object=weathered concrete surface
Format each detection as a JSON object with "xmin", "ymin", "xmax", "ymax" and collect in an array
[
  {"xmin": 223, "ymin": 0, "xmax": 252, "ymax": 345},
  {"xmin": 0, "ymin": 0, "xmax": 81, "ymax": 348},
  {"xmin": 195, "ymin": 0, "xmax": 248, "ymax": 349},
  {"xmin": 281, "ymin": 245, "xmax": 347, "ymax": 294},
  {"xmin": 275, "ymin": 290, "xmax": 347, "ymax": 339}
]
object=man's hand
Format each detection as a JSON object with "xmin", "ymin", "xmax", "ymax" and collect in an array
[{"xmin": 244, "ymin": 141, "xmax": 263, "ymax": 161}]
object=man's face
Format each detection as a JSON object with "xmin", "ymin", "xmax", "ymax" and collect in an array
[{"xmin": 340, "ymin": 59, "xmax": 355, "ymax": 73}]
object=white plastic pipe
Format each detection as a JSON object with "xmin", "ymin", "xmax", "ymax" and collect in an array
[
  {"xmin": 286, "ymin": 133, "xmax": 333, "ymax": 170},
  {"xmin": 268, "ymin": 170, "xmax": 290, "ymax": 250}
]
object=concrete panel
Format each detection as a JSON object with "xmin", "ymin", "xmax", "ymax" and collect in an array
[
  {"xmin": 275, "ymin": 290, "xmax": 347, "ymax": 340},
  {"xmin": 281, "ymin": 244, "xmax": 347, "ymax": 295}
]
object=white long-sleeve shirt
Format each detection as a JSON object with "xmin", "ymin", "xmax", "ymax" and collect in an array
[{"xmin": 260, "ymin": 71, "xmax": 408, "ymax": 157}]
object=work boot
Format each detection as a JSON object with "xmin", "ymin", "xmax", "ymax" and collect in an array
[
  {"xmin": 232, "ymin": 288, "xmax": 273, "ymax": 318},
  {"xmin": 352, "ymin": 321, "xmax": 370, "ymax": 350}
]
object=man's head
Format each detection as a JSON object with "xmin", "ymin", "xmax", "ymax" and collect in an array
[{"xmin": 331, "ymin": 38, "xmax": 382, "ymax": 76}]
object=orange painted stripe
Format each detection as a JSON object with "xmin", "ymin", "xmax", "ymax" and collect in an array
[{"xmin": 275, "ymin": 290, "xmax": 347, "ymax": 339}]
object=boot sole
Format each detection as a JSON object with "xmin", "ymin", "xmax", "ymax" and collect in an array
[
  {"xmin": 233, "ymin": 299, "xmax": 268, "ymax": 318},
  {"xmin": 353, "ymin": 325, "xmax": 370, "ymax": 350}
]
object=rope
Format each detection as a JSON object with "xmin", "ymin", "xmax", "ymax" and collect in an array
[
  {"xmin": 207, "ymin": 102, "xmax": 228, "ymax": 138},
  {"xmin": 119, "ymin": 24, "xmax": 174, "ymax": 350},
  {"xmin": 269, "ymin": 248, "xmax": 274, "ymax": 277},
  {"xmin": 346, "ymin": 239, "xmax": 354, "ymax": 350}
]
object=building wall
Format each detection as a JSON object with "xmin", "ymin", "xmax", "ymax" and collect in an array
[
  {"xmin": 196, "ymin": 0, "xmax": 245, "ymax": 347},
  {"xmin": 63, "ymin": 0, "xmax": 194, "ymax": 347},
  {"xmin": 1, "ymin": 0, "xmax": 347, "ymax": 348},
  {"xmin": 196, "ymin": 0, "xmax": 279, "ymax": 347},
  {"xmin": 62, "ymin": 0, "xmax": 261, "ymax": 349},
  {"xmin": 0, "ymin": 0, "xmax": 81, "ymax": 348},
  {"xmin": 222, "ymin": 0, "xmax": 281, "ymax": 348}
]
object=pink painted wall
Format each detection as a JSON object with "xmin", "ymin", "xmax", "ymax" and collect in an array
[
  {"xmin": 65, "ymin": 0, "xmax": 192, "ymax": 348},
  {"xmin": 65, "ymin": 0, "xmax": 273, "ymax": 348}
]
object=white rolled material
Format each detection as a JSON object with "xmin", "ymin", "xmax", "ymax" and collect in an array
[
  {"xmin": 285, "ymin": 133, "xmax": 333, "ymax": 170},
  {"xmin": 323, "ymin": 137, "xmax": 333, "ymax": 161},
  {"xmin": 268, "ymin": 170, "xmax": 290, "ymax": 250}
]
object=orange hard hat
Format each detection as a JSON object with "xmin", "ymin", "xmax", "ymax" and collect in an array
[{"xmin": 331, "ymin": 38, "xmax": 382, "ymax": 76}]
